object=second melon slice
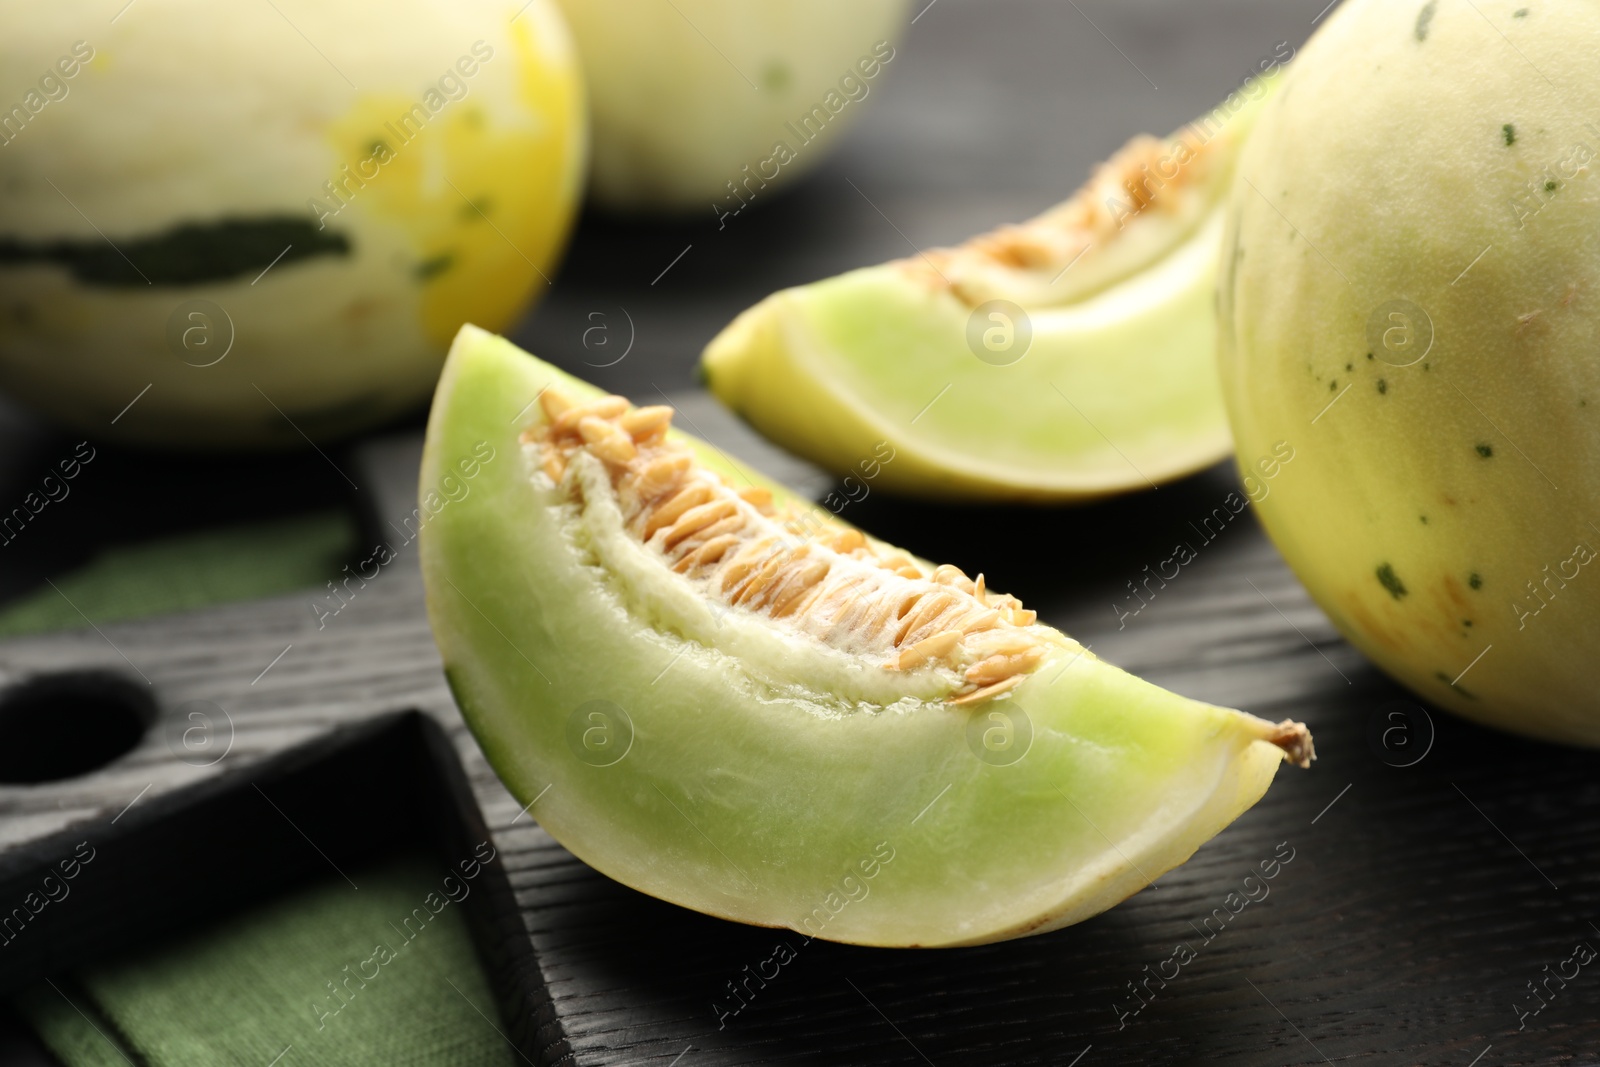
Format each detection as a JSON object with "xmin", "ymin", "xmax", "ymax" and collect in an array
[{"xmin": 702, "ymin": 77, "xmax": 1281, "ymax": 502}]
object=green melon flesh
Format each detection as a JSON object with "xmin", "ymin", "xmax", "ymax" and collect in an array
[
  {"xmin": 701, "ymin": 76, "xmax": 1282, "ymax": 502},
  {"xmin": 420, "ymin": 324, "xmax": 1311, "ymax": 947}
]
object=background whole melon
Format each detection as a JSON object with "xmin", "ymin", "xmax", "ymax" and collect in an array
[
  {"xmin": 1218, "ymin": 0, "xmax": 1600, "ymax": 746},
  {"xmin": 552, "ymin": 0, "xmax": 909, "ymax": 213},
  {"xmin": 0, "ymin": 0, "xmax": 584, "ymax": 447}
]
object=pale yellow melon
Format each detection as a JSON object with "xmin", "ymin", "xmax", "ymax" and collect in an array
[
  {"xmin": 0, "ymin": 0, "xmax": 584, "ymax": 446},
  {"xmin": 553, "ymin": 0, "xmax": 908, "ymax": 212},
  {"xmin": 1219, "ymin": 0, "xmax": 1600, "ymax": 745}
]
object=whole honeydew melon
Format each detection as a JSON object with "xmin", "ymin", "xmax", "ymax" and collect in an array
[
  {"xmin": 0, "ymin": 0, "xmax": 583, "ymax": 446},
  {"xmin": 420, "ymin": 324, "xmax": 1312, "ymax": 947},
  {"xmin": 1219, "ymin": 0, "xmax": 1600, "ymax": 744},
  {"xmin": 702, "ymin": 71, "xmax": 1287, "ymax": 501},
  {"xmin": 552, "ymin": 0, "xmax": 909, "ymax": 212}
]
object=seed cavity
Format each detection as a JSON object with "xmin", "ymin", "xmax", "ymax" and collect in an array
[
  {"xmin": 901, "ymin": 121, "xmax": 1233, "ymax": 306},
  {"xmin": 528, "ymin": 386, "xmax": 1060, "ymax": 704}
]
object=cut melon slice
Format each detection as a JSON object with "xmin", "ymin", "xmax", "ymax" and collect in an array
[
  {"xmin": 701, "ymin": 75, "xmax": 1281, "ymax": 502},
  {"xmin": 421, "ymin": 324, "xmax": 1312, "ymax": 947}
]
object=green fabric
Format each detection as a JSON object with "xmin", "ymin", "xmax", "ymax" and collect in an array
[
  {"xmin": 15, "ymin": 856, "xmax": 517, "ymax": 1067},
  {"xmin": 3, "ymin": 513, "xmax": 517, "ymax": 1065},
  {"xmin": 0, "ymin": 511, "xmax": 356, "ymax": 636}
]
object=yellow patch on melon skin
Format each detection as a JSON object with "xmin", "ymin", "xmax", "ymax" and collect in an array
[{"xmin": 320, "ymin": 16, "xmax": 584, "ymax": 350}]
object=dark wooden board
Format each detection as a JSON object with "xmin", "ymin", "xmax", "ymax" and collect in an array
[
  {"xmin": 1, "ymin": 2, "xmax": 1598, "ymax": 1065},
  {"xmin": 1, "ymin": 411, "xmax": 1597, "ymax": 1067},
  {"xmin": 0, "ymin": 710, "xmax": 555, "ymax": 1050}
]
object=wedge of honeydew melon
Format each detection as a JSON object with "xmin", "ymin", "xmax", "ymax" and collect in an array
[
  {"xmin": 421, "ymin": 324, "xmax": 1312, "ymax": 947},
  {"xmin": 702, "ymin": 73, "xmax": 1283, "ymax": 502}
]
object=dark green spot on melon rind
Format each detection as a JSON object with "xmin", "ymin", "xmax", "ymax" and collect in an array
[
  {"xmin": 0, "ymin": 216, "xmax": 350, "ymax": 287},
  {"xmin": 1416, "ymin": 1, "xmax": 1438, "ymax": 41},
  {"xmin": 761, "ymin": 61, "xmax": 793, "ymax": 93},
  {"xmin": 1504, "ymin": 123, "xmax": 1517, "ymax": 146},
  {"xmin": 1476, "ymin": 443, "xmax": 1494, "ymax": 457},
  {"xmin": 1377, "ymin": 563, "xmax": 1408, "ymax": 600},
  {"xmin": 415, "ymin": 253, "xmax": 455, "ymax": 281},
  {"xmin": 1469, "ymin": 572, "xmax": 1483, "ymax": 590}
]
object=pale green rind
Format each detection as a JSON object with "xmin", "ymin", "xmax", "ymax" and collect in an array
[
  {"xmin": 1218, "ymin": 0, "xmax": 1600, "ymax": 745},
  {"xmin": 422, "ymin": 324, "xmax": 1296, "ymax": 946}
]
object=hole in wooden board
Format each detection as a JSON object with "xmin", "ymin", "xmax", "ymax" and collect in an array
[{"xmin": 0, "ymin": 672, "xmax": 154, "ymax": 783}]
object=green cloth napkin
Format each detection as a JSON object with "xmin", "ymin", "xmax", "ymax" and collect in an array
[
  {"xmin": 0, "ymin": 512, "xmax": 356, "ymax": 637},
  {"xmin": 4, "ymin": 511, "xmax": 517, "ymax": 1066},
  {"xmin": 15, "ymin": 856, "xmax": 517, "ymax": 1067}
]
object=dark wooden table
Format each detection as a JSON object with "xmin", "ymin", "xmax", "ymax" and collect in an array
[{"xmin": 1, "ymin": 2, "xmax": 1598, "ymax": 1064}]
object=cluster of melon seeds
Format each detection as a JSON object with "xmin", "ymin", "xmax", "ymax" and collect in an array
[
  {"xmin": 904, "ymin": 124, "xmax": 1224, "ymax": 302},
  {"xmin": 527, "ymin": 387, "xmax": 1070, "ymax": 706}
]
